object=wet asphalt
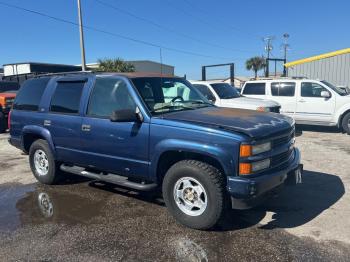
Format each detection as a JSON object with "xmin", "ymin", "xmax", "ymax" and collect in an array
[{"xmin": 0, "ymin": 176, "xmax": 349, "ymax": 262}]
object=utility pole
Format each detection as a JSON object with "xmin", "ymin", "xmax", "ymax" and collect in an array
[
  {"xmin": 282, "ymin": 33, "xmax": 290, "ymax": 76},
  {"xmin": 263, "ymin": 36, "xmax": 274, "ymax": 77},
  {"xmin": 77, "ymin": 0, "xmax": 86, "ymax": 71}
]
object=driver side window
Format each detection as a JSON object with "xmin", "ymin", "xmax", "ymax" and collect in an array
[
  {"xmin": 87, "ymin": 78, "xmax": 136, "ymax": 118},
  {"xmin": 301, "ymin": 82, "xmax": 328, "ymax": 98}
]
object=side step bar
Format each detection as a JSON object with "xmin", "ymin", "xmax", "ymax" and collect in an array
[{"xmin": 60, "ymin": 164, "xmax": 158, "ymax": 191}]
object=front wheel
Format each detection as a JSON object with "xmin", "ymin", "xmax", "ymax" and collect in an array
[
  {"xmin": 341, "ymin": 112, "xmax": 350, "ymax": 135},
  {"xmin": 162, "ymin": 160, "xmax": 227, "ymax": 230}
]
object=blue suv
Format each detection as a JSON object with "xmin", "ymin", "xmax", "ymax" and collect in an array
[{"xmin": 8, "ymin": 72, "xmax": 302, "ymax": 229}]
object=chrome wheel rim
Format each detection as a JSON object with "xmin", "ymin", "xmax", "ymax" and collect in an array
[
  {"xmin": 34, "ymin": 149, "xmax": 49, "ymax": 176},
  {"xmin": 173, "ymin": 177, "xmax": 207, "ymax": 216}
]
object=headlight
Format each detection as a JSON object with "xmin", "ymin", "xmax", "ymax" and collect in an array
[
  {"xmin": 256, "ymin": 106, "xmax": 270, "ymax": 112},
  {"xmin": 239, "ymin": 159, "xmax": 270, "ymax": 175},
  {"xmin": 252, "ymin": 142, "xmax": 271, "ymax": 155},
  {"xmin": 240, "ymin": 142, "xmax": 271, "ymax": 157}
]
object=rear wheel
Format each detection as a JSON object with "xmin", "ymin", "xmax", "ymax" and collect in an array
[
  {"xmin": 162, "ymin": 160, "xmax": 227, "ymax": 230},
  {"xmin": 29, "ymin": 139, "xmax": 61, "ymax": 184},
  {"xmin": 0, "ymin": 112, "xmax": 7, "ymax": 133},
  {"xmin": 341, "ymin": 112, "xmax": 350, "ymax": 135}
]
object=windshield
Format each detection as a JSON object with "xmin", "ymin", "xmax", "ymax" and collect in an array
[
  {"xmin": 131, "ymin": 77, "xmax": 213, "ymax": 115},
  {"xmin": 210, "ymin": 83, "xmax": 240, "ymax": 99},
  {"xmin": 321, "ymin": 80, "xmax": 348, "ymax": 96}
]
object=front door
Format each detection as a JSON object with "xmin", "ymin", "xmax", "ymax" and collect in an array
[
  {"xmin": 80, "ymin": 76, "xmax": 150, "ymax": 179},
  {"xmin": 295, "ymin": 82, "xmax": 336, "ymax": 123}
]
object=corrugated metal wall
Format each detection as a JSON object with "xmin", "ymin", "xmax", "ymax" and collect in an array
[{"xmin": 287, "ymin": 53, "xmax": 350, "ymax": 87}]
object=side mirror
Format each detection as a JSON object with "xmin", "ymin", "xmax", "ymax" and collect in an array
[
  {"xmin": 110, "ymin": 109, "xmax": 140, "ymax": 122},
  {"xmin": 321, "ymin": 91, "xmax": 331, "ymax": 98}
]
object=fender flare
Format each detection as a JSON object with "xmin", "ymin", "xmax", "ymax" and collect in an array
[
  {"xmin": 150, "ymin": 138, "xmax": 236, "ymax": 179},
  {"xmin": 22, "ymin": 125, "xmax": 56, "ymax": 156}
]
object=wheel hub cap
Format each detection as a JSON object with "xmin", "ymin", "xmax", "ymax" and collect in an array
[
  {"xmin": 173, "ymin": 177, "xmax": 207, "ymax": 216},
  {"xmin": 34, "ymin": 150, "xmax": 49, "ymax": 176}
]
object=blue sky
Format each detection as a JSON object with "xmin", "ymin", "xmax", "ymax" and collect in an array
[{"xmin": 0, "ymin": 0, "xmax": 349, "ymax": 79}]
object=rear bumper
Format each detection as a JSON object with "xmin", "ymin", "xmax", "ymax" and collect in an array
[{"xmin": 227, "ymin": 148, "xmax": 302, "ymax": 209}]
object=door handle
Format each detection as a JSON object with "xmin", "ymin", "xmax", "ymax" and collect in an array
[
  {"xmin": 298, "ymin": 99, "xmax": 306, "ymax": 103},
  {"xmin": 81, "ymin": 124, "xmax": 91, "ymax": 132},
  {"xmin": 43, "ymin": 120, "xmax": 51, "ymax": 126}
]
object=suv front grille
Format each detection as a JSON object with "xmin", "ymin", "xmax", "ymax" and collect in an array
[{"xmin": 270, "ymin": 149, "xmax": 294, "ymax": 169}]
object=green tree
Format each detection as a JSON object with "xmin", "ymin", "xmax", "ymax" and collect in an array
[
  {"xmin": 245, "ymin": 56, "xmax": 266, "ymax": 78},
  {"xmin": 97, "ymin": 58, "xmax": 135, "ymax": 72}
]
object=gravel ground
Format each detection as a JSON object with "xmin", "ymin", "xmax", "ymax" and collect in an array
[{"xmin": 0, "ymin": 127, "xmax": 349, "ymax": 261}]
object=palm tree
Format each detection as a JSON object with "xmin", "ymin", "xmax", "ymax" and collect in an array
[
  {"xmin": 97, "ymin": 58, "xmax": 135, "ymax": 72},
  {"xmin": 245, "ymin": 56, "xmax": 266, "ymax": 78}
]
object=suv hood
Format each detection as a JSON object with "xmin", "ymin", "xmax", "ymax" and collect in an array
[
  {"xmin": 161, "ymin": 107, "xmax": 293, "ymax": 138},
  {"xmin": 220, "ymin": 96, "xmax": 280, "ymax": 109}
]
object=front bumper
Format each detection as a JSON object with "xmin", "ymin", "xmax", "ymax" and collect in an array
[{"xmin": 227, "ymin": 148, "xmax": 302, "ymax": 209}]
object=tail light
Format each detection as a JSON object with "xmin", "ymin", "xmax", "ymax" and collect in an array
[{"xmin": 8, "ymin": 110, "xmax": 11, "ymax": 130}]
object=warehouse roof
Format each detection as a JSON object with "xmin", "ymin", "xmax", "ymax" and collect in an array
[{"xmin": 285, "ymin": 47, "xmax": 350, "ymax": 67}]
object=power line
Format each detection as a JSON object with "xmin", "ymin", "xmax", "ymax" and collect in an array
[
  {"xmin": 0, "ymin": 1, "xmax": 233, "ymax": 60},
  {"xmin": 175, "ymin": 0, "xmax": 261, "ymax": 40},
  {"xmin": 93, "ymin": 0, "xmax": 254, "ymax": 53}
]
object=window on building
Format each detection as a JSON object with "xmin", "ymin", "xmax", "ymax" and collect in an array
[
  {"xmin": 13, "ymin": 78, "xmax": 50, "ymax": 111},
  {"xmin": 193, "ymin": 84, "xmax": 216, "ymax": 102},
  {"xmin": 271, "ymin": 82, "xmax": 296, "ymax": 96},
  {"xmin": 301, "ymin": 82, "xmax": 328, "ymax": 97},
  {"xmin": 50, "ymin": 81, "xmax": 84, "ymax": 114},
  {"xmin": 88, "ymin": 78, "xmax": 136, "ymax": 118},
  {"xmin": 242, "ymin": 83, "xmax": 266, "ymax": 95}
]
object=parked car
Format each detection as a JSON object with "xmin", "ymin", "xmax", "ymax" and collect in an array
[
  {"xmin": 9, "ymin": 72, "xmax": 302, "ymax": 230},
  {"xmin": 241, "ymin": 78, "xmax": 350, "ymax": 134},
  {"xmin": 190, "ymin": 81, "xmax": 281, "ymax": 113},
  {"xmin": 0, "ymin": 81, "xmax": 19, "ymax": 133}
]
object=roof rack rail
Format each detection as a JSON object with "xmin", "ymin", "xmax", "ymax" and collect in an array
[
  {"xmin": 33, "ymin": 70, "xmax": 93, "ymax": 78},
  {"xmin": 250, "ymin": 76, "xmax": 308, "ymax": 81}
]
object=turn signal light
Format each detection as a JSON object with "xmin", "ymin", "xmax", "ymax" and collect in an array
[
  {"xmin": 239, "ymin": 163, "xmax": 252, "ymax": 175},
  {"xmin": 240, "ymin": 145, "xmax": 252, "ymax": 157}
]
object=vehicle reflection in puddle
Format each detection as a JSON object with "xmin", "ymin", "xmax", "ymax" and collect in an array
[{"xmin": 0, "ymin": 180, "xmax": 348, "ymax": 261}]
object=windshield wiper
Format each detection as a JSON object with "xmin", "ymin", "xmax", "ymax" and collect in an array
[
  {"xmin": 151, "ymin": 104, "xmax": 195, "ymax": 113},
  {"xmin": 185, "ymin": 100, "xmax": 214, "ymax": 106}
]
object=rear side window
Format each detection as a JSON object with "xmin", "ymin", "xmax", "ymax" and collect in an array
[
  {"xmin": 271, "ymin": 82, "xmax": 295, "ymax": 97},
  {"xmin": 13, "ymin": 78, "xmax": 50, "ymax": 111},
  {"xmin": 242, "ymin": 83, "xmax": 266, "ymax": 95},
  {"xmin": 50, "ymin": 82, "xmax": 84, "ymax": 114},
  {"xmin": 193, "ymin": 84, "xmax": 216, "ymax": 101}
]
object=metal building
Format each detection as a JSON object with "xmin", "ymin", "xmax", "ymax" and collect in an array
[{"xmin": 285, "ymin": 48, "xmax": 350, "ymax": 88}]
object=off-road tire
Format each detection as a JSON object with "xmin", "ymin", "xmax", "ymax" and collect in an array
[
  {"xmin": 0, "ymin": 112, "xmax": 7, "ymax": 133},
  {"xmin": 341, "ymin": 112, "xmax": 350, "ymax": 135},
  {"xmin": 162, "ymin": 160, "xmax": 227, "ymax": 230},
  {"xmin": 29, "ymin": 139, "xmax": 61, "ymax": 185}
]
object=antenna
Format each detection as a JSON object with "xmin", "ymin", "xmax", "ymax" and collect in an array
[{"xmin": 159, "ymin": 47, "xmax": 163, "ymax": 75}]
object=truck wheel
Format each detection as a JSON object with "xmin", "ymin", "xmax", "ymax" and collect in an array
[
  {"xmin": 341, "ymin": 112, "xmax": 350, "ymax": 135},
  {"xmin": 162, "ymin": 160, "xmax": 227, "ymax": 230},
  {"xmin": 29, "ymin": 139, "xmax": 61, "ymax": 185},
  {"xmin": 0, "ymin": 112, "xmax": 7, "ymax": 133}
]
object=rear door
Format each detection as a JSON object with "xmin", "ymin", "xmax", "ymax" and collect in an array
[
  {"xmin": 270, "ymin": 81, "xmax": 297, "ymax": 117},
  {"xmin": 242, "ymin": 82, "xmax": 267, "ymax": 99},
  {"xmin": 43, "ymin": 77, "xmax": 87, "ymax": 163},
  {"xmin": 295, "ymin": 81, "xmax": 336, "ymax": 123},
  {"xmin": 79, "ymin": 76, "xmax": 150, "ymax": 179}
]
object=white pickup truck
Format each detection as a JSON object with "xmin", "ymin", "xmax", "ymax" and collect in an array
[
  {"xmin": 190, "ymin": 81, "xmax": 281, "ymax": 113},
  {"xmin": 241, "ymin": 78, "xmax": 350, "ymax": 134}
]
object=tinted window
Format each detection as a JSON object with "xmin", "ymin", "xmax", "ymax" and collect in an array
[
  {"xmin": 271, "ymin": 82, "xmax": 295, "ymax": 96},
  {"xmin": 242, "ymin": 83, "xmax": 266, "ymax": 95},
  {"xmin": 210, "ymin": 83, "xmax": 240, "ymax": 99},
  {"xmin": 88, "ymin": 78, "xmax": 136, "ymax": 118},
  {"xmin": 193, "ymin": 84, "xmax": 216, "ymax": 101},
  {"xmin": 50, "ymin": 82, "xmax": 84, "ymax": 114},
  {"xmin": 301, "ymin": 82, "xmax": 328, "ymax": 97},
  {"xmin": 13, "ymin": 78, "xmax": 50, "ymax": 111},
  {"xmin": 0, "ymin": 82, "xmax": 20, "ymax": 93}
]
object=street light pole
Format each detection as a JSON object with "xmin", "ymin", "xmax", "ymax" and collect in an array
[{"xmin": 77, "ymin": 0, "xmax": 86, "ymax": 71}]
